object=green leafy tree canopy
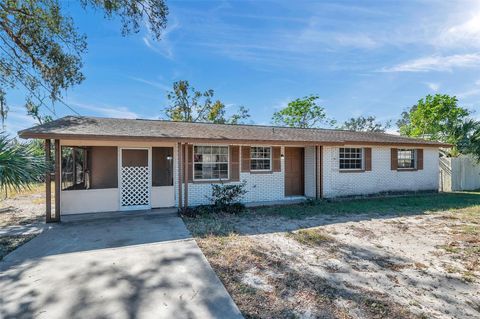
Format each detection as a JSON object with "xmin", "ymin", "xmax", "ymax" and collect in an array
[
  {"xmin": 272, "ymin": 95, "xmax": 334, "ymax": 128},
  {"xmin": 340, "ymin": 116, "xmax": 391, "ymax": 132},
  {"xmin": 0, "ymin": 0, "xmax": 168, "ymax": 123},
  {"xmin": 164, "ymin": 80, "xmax": 250, "ymax": 124},
  {"xmin": 398, "ymin": 94, "xmax": 480, "ymax": 159}
]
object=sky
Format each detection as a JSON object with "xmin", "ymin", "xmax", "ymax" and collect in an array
[{"xmin": 5, "ymin": 0, "xmax": 480, "ymax": 136}]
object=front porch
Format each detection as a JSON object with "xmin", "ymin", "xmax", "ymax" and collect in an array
[
  {"xmin": 44, "ymin": 139, "xmax": 178, "ymax": 222},
  {"xmin": 43, "ymin": 138, "xmax": 324, "ymax": 222}
]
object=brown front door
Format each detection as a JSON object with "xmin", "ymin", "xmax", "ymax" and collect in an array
[{"xmin": 284, "ymin": 147, "xmax": 304, "ymax": 196}]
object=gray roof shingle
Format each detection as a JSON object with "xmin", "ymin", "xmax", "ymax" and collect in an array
[{"xmin": 18, "ymin": 116, "xmax": 449, "ymax": 147}]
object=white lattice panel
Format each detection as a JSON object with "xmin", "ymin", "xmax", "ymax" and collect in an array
[{"xmin": 121, "ymin": 166, "xmax": 150, "ymax": 207}]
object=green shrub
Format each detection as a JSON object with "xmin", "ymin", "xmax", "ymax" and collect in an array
[
  {"xmin": 207, "ymin": 180, "xmax": 247, "ymax": 211},
  {"xmin": 180, "ymin": 181, "xmax": 248, "ymax": 217}
]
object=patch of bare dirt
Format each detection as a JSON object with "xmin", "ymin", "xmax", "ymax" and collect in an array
[
  {"xmin": 195, "ymin": 209, "xmax": 480, "ymax": 319},
  {"xmin": 0, "ymin": 188, "xmax": 46, "ymax": 227},
  {"xmin": 0, "ymin": 186, "xmax": 46, "ymax": 260}
]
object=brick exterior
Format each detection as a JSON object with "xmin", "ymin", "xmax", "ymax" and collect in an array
[
  {"xmin": 184, "ymin": 146, "xmax": 288, "ymax": 206},
  {"xmin": 174, "ymin": 144, "xmax": 440, "ymax": 207},
  {"xmin": 322, "ymin": 146, "xmax": 439, "ymax": 198}
]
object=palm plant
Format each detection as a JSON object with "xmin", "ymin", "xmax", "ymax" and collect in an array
[{"xmin": 0, "ymin": 133, "xmax": 47, "ymax": 197}]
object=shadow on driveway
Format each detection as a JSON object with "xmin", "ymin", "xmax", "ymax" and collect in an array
[{"xmin": 0, "ymin": 212, "xmax": 243, "ymax": 319}]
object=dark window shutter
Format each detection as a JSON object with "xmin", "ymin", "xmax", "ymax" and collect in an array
[
  {"xmin": 241, "ymin": 146, "xmax": 250, "ymax": 172},
  {"xmin": 391, "ymin": 148, "xmax": 398, "ymax": 170},
  {"xmin": 364, "ymin": 148, "xmax": 372, "ymax": 171},
  {"xmin": 187, "ymin": 144, "xmax": 193, "ymax": 182},
  {"xmin": 272, "ymin": 146, "xmax": 281, "ymax": 172},
  {"xmin": 230, "ymin": 146, "xmax": 240, "ymax": 181},
  {"xmin": 417, "ymin": 149, "xmax": 424, "ymax": 170}
]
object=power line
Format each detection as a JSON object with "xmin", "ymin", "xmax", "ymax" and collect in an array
[
  {"xmin": 0, "ymin": 61, "xmax": 57, "ymax": 118},
  {"xmin": 0, "ymin": 42, "xmax": 81, "ymax": 116}
]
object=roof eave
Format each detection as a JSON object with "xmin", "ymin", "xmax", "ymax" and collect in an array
[{"xmin": 17, "ymin": 131, "xmax": 449, "ymax": 147}]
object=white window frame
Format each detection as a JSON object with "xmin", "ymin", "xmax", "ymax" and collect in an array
[
  {"xmin": 193, "ymin": 145, "xmax": 230, "ymax": 181},
  {"xmin": 397, "ymin": 149, "xmax": 417, "ymax": 170},
  {"xmin": 250, "ymin": 146, "xmax": 272, "ymax": 171},
  {"xmin": 339, "ymin": 147, "xmax": 364, "ymax": 171}
]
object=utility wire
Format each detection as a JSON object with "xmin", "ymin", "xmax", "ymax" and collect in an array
[
  {"xmin": 0, "ymin": 43, "xmax": 81, "ymax": 116},
  {"xmin": 0, "ymin": 61, "xmax": 57, "ymax": 118}
]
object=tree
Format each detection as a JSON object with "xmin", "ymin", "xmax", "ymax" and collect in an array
[
  {"xmin": 164, "ymin": 80, "xmax": 250, "ymax": 124},
  {"xmin": 397, "ymin": 94, "xmax": 479, "ymax": 158},
  {"xmin": 272, "ymin": 95, "xmax": 334, "ymax": 128},
  {"xmin": 0, "ymin": 0, "xmax": 168, "ymax": 123},
  {"xmin": 340, "ymin": 116, "xmax": 391, "ymax": 132},
  {"xmin": 0, "ymin": 133, "xmax": 46, "ymax": 196}
]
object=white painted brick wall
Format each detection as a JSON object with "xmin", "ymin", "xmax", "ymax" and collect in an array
[
  {"xmin": 174, "ymin": 144, "xmax": 440, "ymax": 206},
  {"xmin": 304, "ymin": 146, "xmax": 316, "ymax": 197},
  {"xmin": 185, "ymin": 146, "xmax": 287, "ymax": 206},
  {"xmin": 322, "ymin": 146, "xmax": 439, "ymax": 198}
]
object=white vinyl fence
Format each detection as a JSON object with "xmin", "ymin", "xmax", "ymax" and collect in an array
[{"xmin": 440, "ymin": 155, "xmax": 480, "ymax": 191}]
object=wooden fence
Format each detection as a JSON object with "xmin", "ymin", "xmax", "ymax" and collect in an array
[{"xmin": 440, "ymin": 155, "xmax": 480, "ymax": 191}]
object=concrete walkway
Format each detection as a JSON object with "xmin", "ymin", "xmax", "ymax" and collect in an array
[{"xmin": 0, "ymin": 212, "xmax": 243, "ymax": 319}]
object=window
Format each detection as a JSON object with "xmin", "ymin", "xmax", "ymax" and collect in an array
[
  {"xmin": 62, "ymin": 146, "xmax": 118, "ymax": 190},
  {"xmin": 152, "ymin": 147, "xmax": 174, "ymax": 186},
  {"xmin": 250, "ymin": 146, "xmax": 271, "ymax": 171},
  {"xmin": 61, "ymin": 147, "xmax": 88, "ymax": 190},
  {"xmin": 339, "ymin": 148, "xmax": 363, "ymax": 170},
  {"xmin": 398, "ymin": 149, "xmax": 416, "ymax": 169},
  {"xmin": 194, "ymin": 146, "xmax": 229, "ymax": 180}
]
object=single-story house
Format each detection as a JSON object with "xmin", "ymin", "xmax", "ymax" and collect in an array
[{"xmin": 19, "ymin": 116, "xmax": 449, "ymax": 222}]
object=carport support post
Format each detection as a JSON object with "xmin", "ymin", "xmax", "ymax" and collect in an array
[
  {"xmin": 316, "ymin": 145, "xmax": 323, "ymax": 199},
  {"xmin": 54, "ymin": 139, "xmax": 61, "ymax": 222},
  {"xmin": 177, "ymin": 142, "xmax": 183, "ymax": 210},
  {"xmin": 45, "ymin": 139, "xmax": 52, "ymax": 223},
  {"xmin": 183, "ymin": 143, "xmax": 189, "ymax": 209}
]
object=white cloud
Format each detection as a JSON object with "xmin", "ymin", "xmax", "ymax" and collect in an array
[
  {"xmin": 381, "ymin": 54, "xmax": 480, "ymax": 72},
  {"xmin": 129, "ymin": 76, "xmax": 170, "ymax": 91},
  {"xmin": 456, "ymin": 79, "xmax": 480, "ymax": 98},
  {"xmin": 72, "ymin": 102, "xmax": 139, "ymax": 119},
  {"xmin": 297, "ymin": 27, "xmax": 378, "ymax": 50},
  {"xmin": 437, "ymin": 12, "xmax": 480, "ymax": 48},
  {"xmin": 142, "ymin": 18, "xmax": 180, "ymax": 59},
  {"xmin": 272, "ymin": 98, "xmax": 291, "ymax": 111},
  {"xmin": 426, "ymin": 82, "xmax": 440, "ymax": 92},
  {"xmin": 333, "ymin": 33, "xmax": 378, "ymax": 49},
  {"xmin": 3, "ymin": 107, "xmax": 38, "ymax": 137}
]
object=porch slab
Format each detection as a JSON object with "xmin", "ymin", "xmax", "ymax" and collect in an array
[
  {"xmin": 0, "ymin": 213, "xmax": 243, "ymax": 319},
  {"xmin": 61, "ymin": 207, "xmax": 178, "ymax": 223}
]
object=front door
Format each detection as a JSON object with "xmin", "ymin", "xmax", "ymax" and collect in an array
[
  {"xmin": 120, "ymin": 148, "xmax": 151, "ymax": 210},
  {"xmin": 284, "ymin": 147, "xmax": 304, "ymax": 196}
]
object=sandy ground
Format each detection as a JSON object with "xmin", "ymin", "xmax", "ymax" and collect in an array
[
  {"xmin": 0, "ymin": 186, "xmax": 46, "ymax": 259},
  {"xmin": 194, "ymin": 210, "xmax": 480, "ymax": 319},
  {"xmin": 0, "ymin": 187, "xmax": 46, "ymax": 228}
]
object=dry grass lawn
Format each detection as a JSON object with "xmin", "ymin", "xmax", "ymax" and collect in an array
[
  {"xmin": 0, "ymin": 183, "xmax": 48, "ymax": 260},
  {"xmin": 183, "ymin": 192, "xmax": 480, "ymax": 319},
  {"xmin": 0, "ymin": 183, "xmax": 49, "ymax": 227}
]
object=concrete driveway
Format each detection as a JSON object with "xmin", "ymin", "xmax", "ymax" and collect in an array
[{"xmin": 0, "ymin": 211, "xmax": 243, "ymax": 319}]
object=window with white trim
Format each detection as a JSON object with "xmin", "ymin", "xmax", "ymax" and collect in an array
[
  {"xmin": 339, "ymin": 148, "xmax": 363, "ymax": 170},
  {"xmin": 398, "ymin": 149, "xmax": 416, "ymax": 169},
  {"xmin": 250, "ymin": 146, "xmax": 271, "ymax": 171},
  {"xmin": 193, "ymin": 146, "xmax": 229, "ymax": 180}
]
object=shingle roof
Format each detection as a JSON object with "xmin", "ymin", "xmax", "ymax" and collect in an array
[{"xmin": 18, "ymin": 116, "xmax": 449, "ymax": 147}]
